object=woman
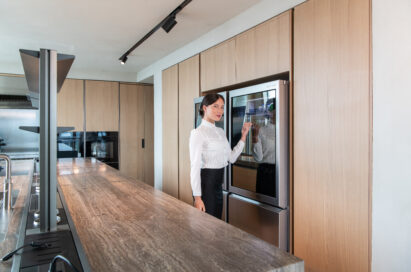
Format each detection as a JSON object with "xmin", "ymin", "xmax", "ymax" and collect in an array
[
  {"xmin": 252, "ymin": 99, "xmax": 276, "ymax": 197},
  {"xmin": 189, "ymin": 93, "xmax": 252, "ymax": 218}
]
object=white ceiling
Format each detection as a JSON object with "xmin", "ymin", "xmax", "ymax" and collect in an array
[{"xmin": 0, "ymin": 0, "xmax": 261, "ymax": 81}]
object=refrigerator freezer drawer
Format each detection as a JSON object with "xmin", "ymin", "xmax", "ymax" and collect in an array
[{"xmin": 228, "ymin": 194, "xmax": 288, "ymax": 251}]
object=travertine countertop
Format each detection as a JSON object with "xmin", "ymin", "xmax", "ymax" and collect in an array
[
  {"xmin": 0, "ymin": 159, "xmax": 33, "ymax": 272},
  {"xmin": 57, "ymin": 158, "xmax": 304, "ymax": 272}
]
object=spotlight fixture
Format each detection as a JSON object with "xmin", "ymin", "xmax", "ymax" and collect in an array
[
  {"xmin": 162, "ymin": 15, "xmax": 177, "ymax": 33},
  {"xmin": 118, "ymin": 0, "xmax": 192, "ymax": 65},
  {"xmin": 120, "ymin": 56, "xmax": 128, "ymax": 65}
]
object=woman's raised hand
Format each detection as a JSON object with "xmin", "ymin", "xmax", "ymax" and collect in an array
[{"xmin": 241, "ymin": 122, "xmax": 252, "ymax": 142}]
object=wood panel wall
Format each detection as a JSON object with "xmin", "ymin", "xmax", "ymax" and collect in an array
[
  {"xmin": 178, "ymin": 55, "xmax": 200, "ymax": 204},
  {"xmin": 293, "ymin": 0, "xmax": 370, "ymax": 271},
  {"xmin": 85, "ymin": 80, "xmax": 119, "ymax": 131},
  {"xmin": 162, "ymin": 65, "xmax": 179, "ymax": 198},
  {"xmin": 57, "ymin": 79, "xmax": 84, "ymax": 131}
]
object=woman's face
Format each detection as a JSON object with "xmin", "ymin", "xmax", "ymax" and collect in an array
[{"xmin": 203, "ymin": 98, "xmax": 224, "ymax": 122}]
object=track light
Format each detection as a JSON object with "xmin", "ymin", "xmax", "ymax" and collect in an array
[
  {"xmin": 162, "ymin": 15, "xmax": 177, "ymax": 33},
  {"xmin": 120, "ymin": 56, "xmax": 127, "ymax": 65},
  {"xmin": 118, "ymin": 0, "xmax": 192, "ymax": 65}
]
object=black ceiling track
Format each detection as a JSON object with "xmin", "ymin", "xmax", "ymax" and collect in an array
[{"xmin": 119, "ymin": 0, "xmax": 192, "ymax": 64}]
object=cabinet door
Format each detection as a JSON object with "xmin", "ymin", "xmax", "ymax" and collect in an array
[
  {"xmin": 200, "ymin": 38, "xmax": 236, "ymax": 92},
  {"xmin": 120, "ymin": 84, "xmax": 154, "ymax": 185},
  {"xmin": 162, "ymin": 65, "xmax": 179, "ymax": 198},
  {"xmin": 119, "ymin": 84, "xmax": 143, "ymax": 180},
  {"xmin": 57, "ymin": 79, "xmax": 84, "ymax": 131},
  {"xmin": 85, "ymin": 80, "xmax": 119, "ymax": 131},
  {"xmin": 178, "ymin": 55, "xmax": 200, "ymax": 205},
  {"xmin": 143, "ymin": 84, "xmax": 154, "ymax": 187},
  {"xmin": 236, "ymin": 11, "xmax": 291, "ymax": 83},
  {"xmin": 294, "ymin": 0, "xmax": 370, "ymax": 271}
]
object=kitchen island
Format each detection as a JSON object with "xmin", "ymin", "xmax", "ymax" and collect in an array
[{"xmin": 57, "ymin": 158, "xmax": 303, "ymax": 271}]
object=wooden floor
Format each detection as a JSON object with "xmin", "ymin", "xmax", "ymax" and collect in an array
[{"xmin": 57, "ymin": 158, "xmax": 303, "ymax": 272}]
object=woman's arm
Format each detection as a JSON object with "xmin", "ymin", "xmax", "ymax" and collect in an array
[
  {"xmin": 252, "ymin": 125, "xmax": 263, "ymax": 161},
  {"xmin": 228, "ymin": 122, "xmax": 252, "ymax": 163}
]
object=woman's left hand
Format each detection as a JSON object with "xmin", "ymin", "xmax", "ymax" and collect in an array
[{"xmin": 241, "ymin": 122, "xmax": 252, "ymax": 142}]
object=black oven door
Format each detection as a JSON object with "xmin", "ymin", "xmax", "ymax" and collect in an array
[{"xmin": 85, "ymin": 132, "xmax": 119, "ymax": 169}]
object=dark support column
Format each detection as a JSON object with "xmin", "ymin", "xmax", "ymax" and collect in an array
[{"xmin": 39, "ymin": 49, "xmax": 57, "ymax": 232}]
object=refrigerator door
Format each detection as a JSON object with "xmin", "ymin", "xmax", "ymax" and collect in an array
[
  {"xmin": 228, "ymin": 80, "xmax": 289, "ymax": 209},
  {"xmin": 228, "ymin": 193, "xmax": 288, "ymax": 251}
]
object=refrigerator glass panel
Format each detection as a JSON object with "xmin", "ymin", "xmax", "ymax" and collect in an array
[{"xmin": 231, "ymin": 90, "xmax": 276, "ymax": 198}]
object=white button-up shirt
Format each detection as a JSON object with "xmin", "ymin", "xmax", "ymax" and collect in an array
[
  {"xmin": 252, "ymin": 123, "xmax": 276, "ymax": 164},
  {"xmin": 189, "ymin": 119, "xmax": 244, "ymax": 196}
]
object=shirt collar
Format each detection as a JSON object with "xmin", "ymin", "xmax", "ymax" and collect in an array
[{"xmin": 201, "ymin": 119, "xmax": 215, "ymax": 128}]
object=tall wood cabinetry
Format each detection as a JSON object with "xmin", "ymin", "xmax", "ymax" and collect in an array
[
  {"xmin": 119, "ymin": 83, "xmax": 154, "ymax": 186},
  {"xmin": 162, "ymin": 64, "xmax": 179, "ymax": 198},
  {"xmin": 162, "ymin": 55, "xmax": 200, "ymax": 203},
  {"xmin": 178, "ymin": 55, "xmax": 200, "ymax": 204},
  {"xmin": 235, "ymin": 11, "xmax": 291, "ymax": 83},
  {"xmin": 293, "ymin": 0, "xmax": 370, "ymax": 271},
  {"xmin": 85, "ymin": 80, "xmax": 119, "ymax": 132},
  {"xmin": 57, "ymin": 79, "xmax": 84, "ymax": 131},
  {"xmin": 200, "ymin": 10, "xmax": 292, "ymax": 92},
  {"xmin": 200, "ymin": 39, "xmax": 236, "ymax": 92}
]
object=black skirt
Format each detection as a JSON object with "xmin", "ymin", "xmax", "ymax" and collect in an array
[
  {"xmin": 200, "ymin": 168, "xmax": 224, "ymax": 219},
  {"xmin": 256, "ymin": 163, "xmax": 276, "ymax": 197}
]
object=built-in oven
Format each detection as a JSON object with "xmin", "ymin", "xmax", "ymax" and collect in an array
[
  {"xmin": 85, "ymin": 132, "xmax": 119, "ymax": 169},
  {"xmin": 228, "ymin": 80, "xmax": 289, "ymax": 209},
  {"xmin": 57, "ymin": 132, "xmax": 84, "ymax": 158}
]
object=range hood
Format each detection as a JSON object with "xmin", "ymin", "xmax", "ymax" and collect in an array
[
  {"xmin": 19, "ymin": 49, "xmax": 75, "ymax": 108},
  {"xmin": 0, "ymin": 75, "xmax": 34, "ymax": 109},
  {"xmin": 0, "ymin": 94, "xmax": 34, "ymax": 109}
]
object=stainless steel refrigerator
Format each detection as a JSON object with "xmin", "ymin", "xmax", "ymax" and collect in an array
[
  {"xmin": 193, "ymin": 81, "xmax": 289, "ymax": 251},
  {"xmin": 227, "ymin": 80, "xmax": 289, "ymax": 251}
]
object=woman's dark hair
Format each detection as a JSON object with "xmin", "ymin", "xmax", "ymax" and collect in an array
[{"xmin": 199, "ymin": 93, "xmax": 225, "ymax": 117}]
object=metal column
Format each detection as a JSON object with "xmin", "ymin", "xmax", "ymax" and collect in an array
[{"xmin": 39, "ymin": 49, "xmax": 57, "ymax": 232}]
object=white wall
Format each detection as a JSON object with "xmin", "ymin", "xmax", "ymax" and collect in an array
[
  {"xmin": 372, "ymin": 0, "xmax": 411, "ymax": 271},
  {"xmin": 142, "ymin": 0, "xmax": 306, "ymax": 191}
]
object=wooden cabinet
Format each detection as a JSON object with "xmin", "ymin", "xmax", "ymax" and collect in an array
[
  {"xmin": 200, "ymin": 38, "xmax": 236, "ymax": 92},
  {"xmin": 178, "ymin": 55, "xmax": 200, "ymax": 204},
  {"xmin": 200, "ymin": 11, "xmax": 292, "ymax": 92},
  {"xmin": 57, "ymin": 79, "xmax": 84, "ymax": 131},
  {"xmin": 143, "ymin": 86, "xmax": 154, "ymax": 187},
  {"xmin": 293, "ymin": 0, "xmax": 370, "ymax": 271},
  {"xmin": 119, "ymin": 83, "xmax": 154, "ymax": 186},
  {"xmin": 162, "ymin": 65, "xmax": 179, "ymax": 198},
  {"xmin": 236, "ymin": 11, "xmax": 291, "ymax": 83},
  {"xmin": 85, "ymin": 80, "xmax": 119, "ymax": 131}
]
